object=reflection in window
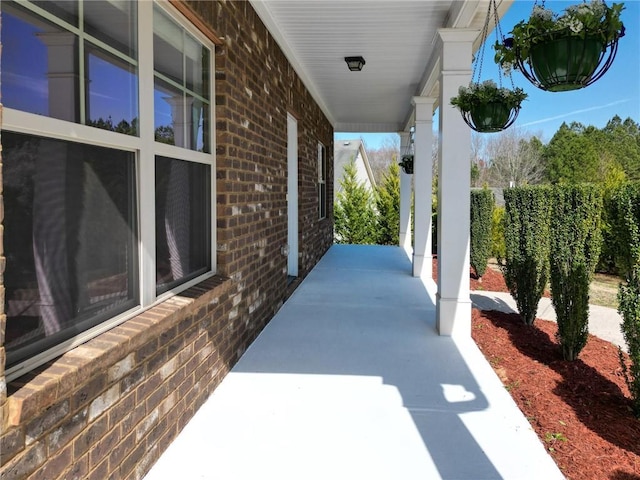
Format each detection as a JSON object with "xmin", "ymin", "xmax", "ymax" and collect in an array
[
  {"xmin": 3, "ymin": 132, "xmax": 139, "ymax": 367},
  {"xmin": 1, "ymin": 4, "xmax": 78, "ymax": 121},
  {"xmin": 84, "ymin": 0, "xmax": 137, "ymax": 57},
  {"xmin": 153, "ymin": 6, "xmax": 210, "ymax": 152},
  {"xmin": 1, "ymin": 0, "xmax": 138, "ymax": 133},
  {"xmin": 156, "ymin": 157, "xmax": 211, "ymax": 294},
  {"xmin": 86, "ymin": 44, "xmax": 138, "ymax": 135}
]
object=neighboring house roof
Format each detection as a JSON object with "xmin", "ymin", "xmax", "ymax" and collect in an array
[{"xmin": 334, "ymin": 139, "xmax": 376, "ymax": 201}]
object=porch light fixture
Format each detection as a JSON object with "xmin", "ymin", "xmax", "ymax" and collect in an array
[{"xmin": 344, "ymin": 56, "xmax": 365, "ymax": 72}]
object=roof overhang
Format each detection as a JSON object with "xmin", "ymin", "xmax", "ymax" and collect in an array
[{"xmin": 249, "ymin": 0, "xmax": 514, "ymax": 133}]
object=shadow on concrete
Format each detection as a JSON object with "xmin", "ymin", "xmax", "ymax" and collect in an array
[{"xmin": 230, "ymin": 246, "xmax": 513, "ymax": 479}]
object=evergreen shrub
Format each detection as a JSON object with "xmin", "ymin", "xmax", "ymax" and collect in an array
[
  {"xmin": 375, "ymin": 162, "xmax": 400, "ymax": 245},
  {"xmin": 491, "ymin": 206, "xmax": 506, "ymax": 262},
  {"xmin": 470, "ymin": 188, "xmax": 494, "ymax": 278},
  {"xmin": 613, "ymin": 182, "xmax": 640, "ymax": 416},
  {"xmin": 502, "ymin": 186, "xmax": 552, "ymax": 326},
  {"xmin": 334, "ymin": 160, "xmax": 377, "ymax": 244},
  {"xmin": 550, "ymin": 184, "xmax": 603, "ymax": 361}
]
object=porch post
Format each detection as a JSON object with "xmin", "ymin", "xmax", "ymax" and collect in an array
[
  {"xmin": 398, "ymin": 131, "xmax": 412, "ymax": 253},
  {"xmin": 436, "ymin": 28, "xmax": 477, "ymax": 337},
  {"xmin": 411, "ymin": 97, "xmax": 435, "ymax": 280}
]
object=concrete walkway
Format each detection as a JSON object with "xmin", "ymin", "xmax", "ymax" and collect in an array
[
  {"xmin": 144, "ymin": 245, "xmax": 563, "ymax": 480},
  {"xmin": 471, "ymin": 291, "xmax": 626, "ymax": 351}
]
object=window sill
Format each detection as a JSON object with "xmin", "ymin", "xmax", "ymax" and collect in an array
[{"xmin": 6, "ymin": 275, "xmax": 233, "ymax": 427}]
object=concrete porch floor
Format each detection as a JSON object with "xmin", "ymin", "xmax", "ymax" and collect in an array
[{"xmin": 143, "ymin": 245, "xmax": 564, "ymax": 480}]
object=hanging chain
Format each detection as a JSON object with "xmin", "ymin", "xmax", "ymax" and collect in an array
[{"xmin": 472, "ymin": 0, "xmax": 493, "ymax": 86}]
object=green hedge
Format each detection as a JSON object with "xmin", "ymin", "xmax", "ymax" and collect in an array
[
  {"xmin": 470, "ymin": 189, "xmax": 494, "ymax": 278},
  {"xmin": 612, "ymin": 182, "xmax": 640, "ymax": 416},
  {"xmin": 491, "ymin": 206, "xmax": 506, "ymax": 262},
  {"xmin": 502, "ymin": 186, "xmax": 552, "ymax": 326},
  {"xmin": 550, "ymin": 184, "xmax": 603, "ymax": 361}
]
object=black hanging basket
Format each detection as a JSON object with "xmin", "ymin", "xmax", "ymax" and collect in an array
[
  {"xmin": 450, "ymin": 0, "xmax": 526, "ymax": 134},
  {"xmin": 398, "ymin": 155, "xmax": 413, "ymax": 174},
  {"xmin": 461, "ymin": 100, "xmax": 521, "ymax": 133},
  {"xmin": 514, "ymin": 31, "xmax": 621, "ymax": 92},
  {"xmin": 497, "ymin": 1, "xmax": 626, "ymax": 92}
]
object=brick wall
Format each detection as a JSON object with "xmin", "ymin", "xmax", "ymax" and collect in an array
[{"xmin": 0, "ymin": 1, "xmax": 334, "ymax": 479}]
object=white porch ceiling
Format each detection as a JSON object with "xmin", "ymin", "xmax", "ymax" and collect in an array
[{"xmin": 249, "ymin": 0, "xmax": 513, "ymax": 133}]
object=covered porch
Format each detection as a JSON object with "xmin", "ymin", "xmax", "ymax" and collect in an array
[
  {"xmin": 144, "ymin": 245, "xmax": 563, "ymax": 479},
  {"xmin": 248, "ymin": 0, "xmax": 516, "ymax": 338}
]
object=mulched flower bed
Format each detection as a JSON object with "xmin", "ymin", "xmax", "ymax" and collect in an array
[
  {"xmin": 431, "ymin": 256, "xmax": 508, "ymax": 292},
  {"xmin": 430, "ymin": 256, "xmax": 640, "ymax": 477},
  {"xmin": 472, "ymin": 309, "xmax": 640, "ymax": 479}
]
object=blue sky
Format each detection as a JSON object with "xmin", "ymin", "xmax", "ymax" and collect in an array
[{"xmin": 336, "ymin": 0, "xmax": 640, "ymax": 148}]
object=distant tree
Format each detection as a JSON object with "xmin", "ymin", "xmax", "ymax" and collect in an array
[
  {"xmin": 367, "ymin": 134, "xmax": 400, "ymax": 185},
  {"xmin": 375, "ymin": 161, "xmax": 400, "ymax": 245},
  {"xmin": 543, "ymin": 122, "xmax": 601, "ymax": 184},
  {"xmin": 484, "ymin": 128, "xmax": 545, "ymax": 187},
  {"xmin": 87, "ymin": 116, "xmax": 138, "ymax": 135},
  {"xmin": 155, "ymin": 125, "xmax": 175, "ymax": 145},
  {"xmin": 334, "ymin": 160, "xmax": 377, "ymax": 244},
  {"xmin": 597, "ymin": 116, "xmax": 640, "ymax": 181}
]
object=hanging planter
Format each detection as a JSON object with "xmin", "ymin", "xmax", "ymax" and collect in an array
[
  {"xmin": 398, "ymin": 154, "xmax": 413, "ymax": 174},
  {"xmin": 450, "ymin": 0, "xmax": 527, "ymax": 133},
  {"xmin": 494, "ymin": 1, "xmax": 625, "ymax": 92},
  {"xmin": 451, "ymin": 80, "xmax": 527, "ymax": 133}
]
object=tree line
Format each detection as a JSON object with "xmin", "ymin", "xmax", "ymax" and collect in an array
[{"xmin": 473, "ymin": 115, "xmax": 640, "ymax": 187}]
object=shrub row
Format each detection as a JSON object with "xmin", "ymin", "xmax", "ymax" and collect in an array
[{"xmin": 501, "ymin": 184, "xmax": 603, "ymax": 361}]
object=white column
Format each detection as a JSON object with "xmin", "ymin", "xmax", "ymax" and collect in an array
[
  {"xmin": 37, "ymin": 32, "xmax": 78, "ymax": 122},
  {"xmin": 411, "ymin": 97, "xmax": 435, "ymax": 280},
  {"xmin": 436, "ymin": 29, "xmax": 477, "ymax": 337},
  {"xmin": 398, "ymin": 131, "xmax": 412, "ymax": 253}
]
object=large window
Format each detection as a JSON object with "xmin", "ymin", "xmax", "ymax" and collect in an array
[{"xmin": 1, "ymin": 0, "xmax": 215, "ymax": 378}]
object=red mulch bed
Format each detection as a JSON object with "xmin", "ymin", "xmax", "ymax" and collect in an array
[
  {"xmin": 472, "ymin": 309, "xmax": 640, "ymax": 479},
  {"xmin": 430, "ymin": 257, "xmax": 640, "ymax": 478},
  {"xmin": 430, "ymin": 256, "xmax": 549, "ymax": 295}
]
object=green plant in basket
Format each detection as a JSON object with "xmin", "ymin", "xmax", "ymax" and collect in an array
[
  {"xmin": 494, "ymin": 1, "xmax": 625, "ymax": 90},
  {"xmin": 450, "ymin": 80, "xmax": 527, "ymax": 113}
]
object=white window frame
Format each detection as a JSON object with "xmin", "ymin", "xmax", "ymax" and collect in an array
[
  {"xmin": 318, "ymin": 142, "xmax": 326, "ymax": 220},
  {"xmin": 3, "ymin": 0, "xmax": 216, "ymax": 381}
]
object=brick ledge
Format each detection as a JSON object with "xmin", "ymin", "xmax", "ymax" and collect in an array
[{"xmin": 5, "ymin": 275, "xmax": 233, "ymax": 427}]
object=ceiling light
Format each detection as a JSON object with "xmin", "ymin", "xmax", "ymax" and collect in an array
[{"xmin": 344, "ymin": 56, "xmax": 365, "ymax": 72}]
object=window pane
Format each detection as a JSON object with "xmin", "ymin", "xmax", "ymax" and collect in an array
[
  {"xmin": 184, "ymin": 35, "xmax": 209, "ymax": 97},
  {"xmin": 1, "ymin": 2, "xmax": 80, "ymax": 122},
  {"xmin": 153, "ymin": 7, "xmax": 184, "ymax": 86},
  {"xmin": 154, "ymin": 77, "xmax": 207, "ymax": 152},
  {"xmin": 84, "ymin": 0, "xmax": 137, "ymax": 58},
  {"xmin": 153, "ymin": 5, "xmax": 210, "ymax": 153},
  {"xmin": 31, "ymin": 1, "xmax": 78, "ymax": 26},
  {"xmin": 86, "ymin": 44, "xmax": 138, "ymax": 135},
  {"xmin": 156, "ymin": 157, "xmax": 211, "ymax": 294},
  {"xmin": 3, "ymin": 131, "xmax": 139, "ymax": 367}
]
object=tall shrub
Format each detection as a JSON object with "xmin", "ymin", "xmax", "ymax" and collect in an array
[
  {"xmin": 502, "ymin": 186, "xmax": 552, "ymax": 326},
  {"xmin": 612, "ymin": 182, "xmax": 640, "ymax": 416},
  {"xmin": 470, "ymin": 188, "xmax": 494, "ymax": 278},
  {"xmin": 550, "ymin": 184, "xmax": 603, "ymax": 361},
  {"xmin": 334, "ymin": 160, "xmax": 377, "ymax": 244},
  {"xmin": 491, "ymin": 206, "xmax": 506, "ymax": 262},
  {"xmin": 375, "ymin": 161, "xmax": 400, "ymax": 245}
]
